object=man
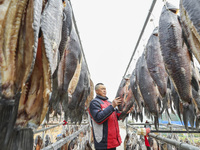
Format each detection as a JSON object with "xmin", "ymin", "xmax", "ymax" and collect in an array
[{"xmin": 89, "ymin": 83, "xmax": 132, "ymax": 150}]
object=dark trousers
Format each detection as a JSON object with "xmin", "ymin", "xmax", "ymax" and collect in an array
[{"xmin": 96, "ymin": 148, "xmax": 116, "ymax": 150}]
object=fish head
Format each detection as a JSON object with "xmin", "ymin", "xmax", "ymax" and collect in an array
[
  {"xmin": 152, "ymin": 26, "xmax": 159, "ymax": 36},
  {"xmin": 162, "ymin": 2, "xmax": 179, "ymax": 14}
]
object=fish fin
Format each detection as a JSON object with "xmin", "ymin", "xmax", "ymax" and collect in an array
[
  {"xmin": 191, "ymin": 76, "xmax": 199, "ymax": 92},
  {"xmin": 154, "ymin": 116, "xmax": 159, "ymax": 131},
  {"xmin": 195, "ymin": 116, "xmax": 200, "ymax": 129},
  {"xmin": 0, "ymin": 93, "xmax": 20, "ymax": 148},
  {"xmin": 159, "ymin": 96, "xmax": 168, "ymax": 117},
  {"xmin": 46, "ymin": 108, "xmax": 50, "ymax": 122},
  {"xmin": 135, "ymin": 112, "xmax": 138, "ymax": 122},
  {"xmin": 188, "ymin": 104, "xmax": 195, "ymax": 129},
  {"xmin": 167, "ymin": 77, "xmax": 171, "ymax": 89},
  {"xmin": 132, "ymin": 111, "xmax": 135, "ymax": 120},
  {"xmin": 139, "ymin": 112, "xmax": 143, "ymax": 122},
  {"xmin": 169, "ymin": 92, "xmax": 176, "ymax": 114},
  {"xmin": 6, "ymin": 128, "xmax": 33, "ymax": 150},
  {"xmin": 182, "ymin": 104, "xmax": 195, "ymax": 131}
]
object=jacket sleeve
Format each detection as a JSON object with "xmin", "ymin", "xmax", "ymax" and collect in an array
[
  {"xmin": 115, "ymin": 109, "xmax": 122, "ymax": 120},
  {"xmin": 89, "ymin": 100, "xmax": 115, "ymax": 124}
]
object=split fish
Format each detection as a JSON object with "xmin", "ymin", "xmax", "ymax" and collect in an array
[
  {"xmin": 116, "ymin": 75, "xmax": 135, "ymax": 120},
  {"xmin": 68, "ymin": 59, "xmax": 90, "ymax": 123},
  {"xmin": 0, "ymin": 0, "xmax": 36, "ymax": 148},
  {"xmin": 16, "ymin": 0, "xmax": 64, "ymax": 128},
  {"xmin": 47, "ymin": 2, "xmax": 73, "ymax": 121},
  {"xmin": 180, "ymin": 0, "xmax": 200, "ymax": 64},
  {"xmin": 58, "ymin": 27, "xmax": 82, "ymax": 120}
]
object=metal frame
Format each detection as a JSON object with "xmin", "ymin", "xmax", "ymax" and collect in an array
[
  {"xmin": 149, "ymin": 133, "xmax": 200, "ymax": 150},
  {"xmin": 33, "ymin": 122, "xmax": 64, "ymax": 134},
  {"xmin": 126, "ymin": 123, "xmax": 200, "ymax": 150},
  {"xmin": 41, "ymin": 124, "xmax": 90, "ymax": 150}
]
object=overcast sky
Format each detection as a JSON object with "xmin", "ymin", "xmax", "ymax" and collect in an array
[{"xmin": 71, "ymin": 0, "xmax": 179, "ymax": 100}]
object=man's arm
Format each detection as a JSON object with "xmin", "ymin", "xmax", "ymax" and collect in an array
[
  {"xmin": 115, "ymin": 109, "xmax": 122, "ymax": 120},
  {"xmin": 89, "ymin": 100, "xmax": 114, "ymax": 124}
]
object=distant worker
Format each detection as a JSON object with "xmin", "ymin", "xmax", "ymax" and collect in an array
[{"xmin": 89, "ymin": 83, "xmax": 133, "ymax": 150}]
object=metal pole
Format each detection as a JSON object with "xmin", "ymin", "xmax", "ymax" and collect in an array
[
  {"xmin": 123, "ymin": 0, "xmax": 157, "ymax": 77},
  {"xmin": 68, "ymin": 0, "xmax": 90, "ymax": 76},
  {"xmin": 33, "ymin": 122, "xmax": 64, "ymax": 134},
  {"xmin": 128, "ymin": 123, "xmax": 153, "ymax": 126},
  {"xmin": 126, "ymin": 117, "xmax": 128, "ymax": 134},
  {"xmin": 150, "ymin": 130, "xmax": 200, "ymax": 133},
  {"xmin": 148, "ymin": 133, "xmax": 200, "ymax": 150}
]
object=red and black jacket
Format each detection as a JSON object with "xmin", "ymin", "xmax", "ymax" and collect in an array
[{"xmin": 89, "ymin": 95, "xmax": 122, "ymax": 149}]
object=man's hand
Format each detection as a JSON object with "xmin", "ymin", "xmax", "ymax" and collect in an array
[
  {"xmin": 126, "ymin": 106, "xmax": 134, "ymax": 114},
  {"xmin": 112, "ymin": 97, "xmax": 122, "ymax": 108}
]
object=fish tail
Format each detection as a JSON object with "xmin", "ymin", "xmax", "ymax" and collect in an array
[
  {"xmin": 159, "ymin": 95, "xmax": 169, "ymax": 118},
  {"xmin": 131, "ymin": 110, "xmax": 136, "ymax": 120},
  {"xmin": 6, "ymin": 128, "xmax": 33, "ymax": 150},
  {"xmin": 135, "ymin": 112, "xmax": 139, "ymax": 122},
  {"xmin": 188, "ymin": 104, "xmax": 195, "ymax": 129},
  {"xmin": 195, "ymin": 115, "xmax": 200, "ymax": 129},
  {"xmin": 45, "ymin": 107, "xmax": 50, "ymax": 122},
  {"xmin": 154, "ymin": 116, "xmax": 159, "ymax": 131},
  {"xmin": 61, "ymin": 91, "xmax": 69, "ymax": 112},
  {"xmin": 169, "ymin": 91, "xmax": 176, "ymax": 115},
  {"xmin": 139, "ymin": 112, "xmax": 143, "ymax": 122},
  {"xmin": 182, "ymin": 103, "xmax": 195, "ymax": 130},
  {"xmin": 0, "ymin": 93, "xmax": 20, "ymax": 148}
]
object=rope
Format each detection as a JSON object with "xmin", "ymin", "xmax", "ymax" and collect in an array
[{"xmin": 123, "ymin": 0, "xmax": 157, "ymax": 78}]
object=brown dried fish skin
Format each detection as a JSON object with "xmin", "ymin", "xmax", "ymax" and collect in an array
[
  {"xmin": 180, "ymin": 0, "xmax": 200, "ymax": 63},
  {"xmin": 145, "ymin": 27, "xmax": 168, "ymax": 98},
  {"xmin": 159, "ymin": 3, "xmax": 192, "ymax": 103}
]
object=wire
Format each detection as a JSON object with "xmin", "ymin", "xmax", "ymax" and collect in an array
[{"xmin": 123, "ymin": 0, "xmax": 157, "ymax": 78}]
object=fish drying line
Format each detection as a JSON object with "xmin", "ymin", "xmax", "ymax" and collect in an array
[
  {"xmin": 68, "ymin": 0, "xmax": 90, "ymax": 76},
  {"xmin": 41, "ymin": 124, "xmax": 90, "ymax": 150},
  {"xmin": 127, "ymin": 124, "xmax": 200, "ymax": 150},
  {"xmin": 123, "ymin": 0, "xmax": 157, "ymax": 78}
]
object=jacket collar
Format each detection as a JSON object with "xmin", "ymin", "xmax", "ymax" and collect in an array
[{"xmin": 96, "ymin": 95, "xmax": 108, "ymax": 101}]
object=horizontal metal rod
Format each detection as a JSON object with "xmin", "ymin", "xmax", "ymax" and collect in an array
[
  {"xmin": 127, "ymin": 124, "xmax": 200, "ymax": 133},
  {"xmin": 160, "ymin": 123, "xmax": 199, "ymax": 130},
  {"xmin": 41, "ymin": 124, "xmax": 90, "ymax": 150},
  {"xmin": 33, "ymin": 122, "xmax": 64, "ymax": 134},
  {"xmin": 128, "ymin": 123, "xmax": 154, "ymax": 126},
  {"xmin": 43, "ymin": 122, "xmax": 89, "ymax": 126},
  {"xmin": 151, "ymin": 130, "xmax": 200, "ymax": 133},
  {"xmin": 128, "ymin": 123, "xmax": 200, "ymax": 131},
  {"xmin": 149, "ymin": 133, "xmax": 200, "ymax": 150}
]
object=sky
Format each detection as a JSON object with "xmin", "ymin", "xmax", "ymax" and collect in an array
[{"xmin": 71, "ymin": 0, "xmax": 179, "ymax": 100}]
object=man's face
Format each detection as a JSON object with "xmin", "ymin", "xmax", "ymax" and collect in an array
[{"xmin": 96, "ymin": 85, "xmax": 107, "ymax": 97}]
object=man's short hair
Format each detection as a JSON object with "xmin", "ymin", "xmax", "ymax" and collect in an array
[{"xmin": 95, "ymin": 83, "xmax": 104, "ymax": 91}]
